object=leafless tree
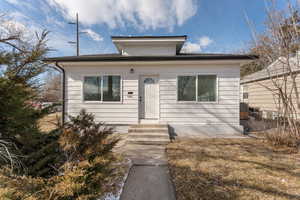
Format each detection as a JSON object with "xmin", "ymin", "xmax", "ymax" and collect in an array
[
  {"xmin": 41, "ymin": 72, "xmax": 61, "ymax": 102},
  {"xmin": 248, "ymin": 1, "xmax": 300, "ymax": 144}
]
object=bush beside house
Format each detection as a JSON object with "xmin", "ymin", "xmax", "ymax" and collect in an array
[{"xmin": 0, "ymin": 16, "xmax": 126, "ymax": 200}]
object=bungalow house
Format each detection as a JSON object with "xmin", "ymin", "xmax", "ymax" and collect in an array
[
  {"xmin": 44, "ymin": 35, "xmax": 255, "ymax": 137},
  {"xmin": 241, "ymin": 56, "xmax": 300, "ymax": 119}
]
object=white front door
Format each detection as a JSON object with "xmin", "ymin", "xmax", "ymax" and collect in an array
[{"xmin": 139, "ymin": 75, "xmax": 159, "ymax": 119}]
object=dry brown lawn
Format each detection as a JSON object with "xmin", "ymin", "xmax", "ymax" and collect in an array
[
  {"xmin": 167, "ymin": 138, "xmax": 300, "ymax": 200},
  {"xmin": 38, "ymin": 112, "xmax": 61, "ymax": 132}
]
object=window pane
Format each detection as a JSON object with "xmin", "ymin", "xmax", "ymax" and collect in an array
[
  {"xmin": 103, "ymin": 76, "xmax": 121, "ymax": 101},
  {"xmin": 178, "ymin": 76, "xmax": 196, "ymax": 101},
  {"xmin": 83, "ymin": 77, "xmax": 101, "ymax": 101},
  {"xmin": 198, "ymin": 75, "xmax": 216, "ymax": 102}
]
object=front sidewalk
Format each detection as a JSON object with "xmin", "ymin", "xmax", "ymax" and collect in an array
[
  {"xmin": 116, "ymin": 140, "xmax": 176, "ymax": 200},
  {"xmin": 120, "ymin": 165, "xmax": 176, "ymax": 200}
]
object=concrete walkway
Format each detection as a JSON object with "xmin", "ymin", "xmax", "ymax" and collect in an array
[
  {"xmin": 120, "ymin": 165, "xmax": 176, "ymax": 200},
  {"xmin": 119, "ymin": 144, "xmax": 176, "ymax": 200}
]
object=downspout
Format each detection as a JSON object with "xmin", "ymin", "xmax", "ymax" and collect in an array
[{"xmin": 55, "ymin": 61, "xmax": 65, "ymax": 124}]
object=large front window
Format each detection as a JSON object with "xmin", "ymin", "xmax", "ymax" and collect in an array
[
  {"xmin": 83, "ymin": 75, "xmax": 121, "ymax": 102},
  {"xmin": 178, "ymin": 75, "xmax": 217, "ymax": 102}
]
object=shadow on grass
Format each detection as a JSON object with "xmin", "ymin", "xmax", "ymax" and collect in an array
[
  {"xmin": 169, "ymin": 164, "xmax": 300, "ymax": 200},
  {"xmin": 167, "ymin": 139, "xmax": 300, "ymax": 200},
  {"xmin": 169, "ymin": 165, "xmax": 239, "ymax": 200}
]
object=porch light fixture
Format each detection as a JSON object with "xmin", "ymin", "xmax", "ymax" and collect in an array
[{"xmin": 130, "ymin": 68, "xmax": 134, "ymax": 74}]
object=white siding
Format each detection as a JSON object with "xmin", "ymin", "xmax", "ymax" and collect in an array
[
  {"xmin": 64, "ymin": 63, "xmax": 240, "ymax": 128},
  {"xmin": 158, "ymin": 65, "xmax": 240, "ymax": 126},
  {"xmin": 64, "ymin": 66, "xmax": 139, "ymax": 124},
  {"xmin": 122, "ymin": 44, "xmax": 176, "ymax": 56},
  {"xmin": 242, "ymin": 76, "xmax": 300, "ymax": 118}
]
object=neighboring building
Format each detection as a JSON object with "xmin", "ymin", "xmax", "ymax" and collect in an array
[
  {"xmin": 241, "ymin": 57, "xmax": 300, "ymax": 119},
  {"xmin": 44, "ymin": 35, "xmax": 255, "ymax": 136}
]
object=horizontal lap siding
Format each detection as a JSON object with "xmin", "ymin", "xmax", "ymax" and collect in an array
[
  {"xmin": 159, "ymin": 65, "xmax": 240, "ymax": 125},
  {"xmin": 64, "ymin": 64, "xmax": 241, "ymax": 125},
  {"xmin": 244, "ymin": 76, "xmax": 300, "ymax": 115},
  {"xmin": 65, "ymin": 66, "xmax": 139, "ymax": 124}
]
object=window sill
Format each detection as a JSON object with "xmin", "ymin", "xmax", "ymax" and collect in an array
[
  {"xmin": 176, "ymin": 101, "xmax": 218, "ymax": 104},
  {"xmin": 83, "ymin": 101, "xmax": 123, "ymax": 104}
]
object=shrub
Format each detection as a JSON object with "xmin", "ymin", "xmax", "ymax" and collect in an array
[
  {"xmin": 22, "ymin": 130, "xmax": 64, "ymax": 177},
  {"xmin": 51, "ymin": 155, "xmax": 121, "ymax": 199},
  {"xmin": 0, "ymin": 109, "xmax": 125, "ymax": 200},
  {"xmin": 0, "ymin": 155, "xmax": 125, "ymax": 200},
  {"xmin": 265, "ymin": 129, "xmax": 300, "ymax": 148},
  {"xmin": 59, "ymin": 109, "xmax": 119, "ymax": 163},
  {"xmin": 0, "ymin": 77, "xmax": 56, "ymax": 175}
]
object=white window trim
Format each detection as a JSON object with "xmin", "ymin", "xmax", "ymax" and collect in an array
[
  {"xmin": 82, "ymin": 74, "xmax": 123, "ymax": 104},
  {"xmin": 176, "ymin": 74, "xmax": 219, "ymax": 104}
]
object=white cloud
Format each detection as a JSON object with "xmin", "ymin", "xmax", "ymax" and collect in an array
[
  {"xmin": 4, "ymin": 0, "xmax": 19, "ymax": 5},
  {"xmin": 47, "ymin": 32, "xmax": 75, "ymax": 56},
  {"xmin": 1, "ymin": 12, "xmax": 54, "ymax": 47},
  {"xmin": 181, "ymin": 41, "xmax": 202, "ymax": 52},
  {"xmin": 0, "ymin": 20, "xmax": 26, "ymax": 35},
  {"xmin": 83, "ymin": 29, "xmax": 103, "ymax": 42},
  {"xmin": 173, "ymin": 0, "xmax": 197, "ymax": 25},
  {"xmin": 199, "ymin": 36, "xmax": 213, "ymax": 47},
  {"xmin": 8, "ymin": 12, "xmax": 43, "ymax": 31},
  {"xmin": 46, "ymin": 0, "xmax": 197, "ymax": 30},
  {"xmin": 46, "ymin": 16, "xmax": 65, "ymax": 28},
  {"xmin": 8, "ymin": 11, "xmax": 28, "ymax": 19},
  {"xmin": 4, "ymin": 0, "xmax": 35, "ymax": 10},
  {"xmin": 181, "ymin": 36, "xmax": 214, "ymax": 53}
]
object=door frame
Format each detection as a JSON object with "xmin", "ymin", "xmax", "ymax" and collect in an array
[{"xmin": 138, "ymin": 74, "xmax": 160, "ymax": 122}]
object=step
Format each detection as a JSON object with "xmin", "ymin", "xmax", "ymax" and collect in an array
[
  {"xmin": 126, "ymin": 138, "xmax": 170, "ymax": 145},
  {"xmin": 128, "ymin": 133, "xmax": 170, "ymax": 139},
  {"xmin": 128, "ymin": 127, "xmax": 169, "ymax": 133},
  {"xmin": 130, "ymin": 124, "xmax": 168, "ymax": 128}
]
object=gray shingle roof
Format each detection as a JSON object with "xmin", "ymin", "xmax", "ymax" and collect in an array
[{"xmin": 241, "ymin": 57, "xmax": 300, "ymax": 84}]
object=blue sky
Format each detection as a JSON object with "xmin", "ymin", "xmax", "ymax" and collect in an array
[{"xmin": 0, "ymin": 0, "xmax": 295, "ymax": 57}]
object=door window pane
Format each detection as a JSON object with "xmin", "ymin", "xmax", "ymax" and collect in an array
[
  {"xmin": 198, "ymin": 75, "xmax": 216, "ymax": 102},
  {"xmin": 103, "ymin": 76, "xmax": 121, "ymax": 101},
  {"xmin": 83, "ymin": 76, "xmax": 101, "ymax": 101},
  {"xmin": 178, "ymin": 76, "xmax": 196, "ymax": 101}
]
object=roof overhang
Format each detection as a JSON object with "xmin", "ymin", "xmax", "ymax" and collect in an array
[
  {"xmin": 44, "ymin": 56, "xmax": 257, "ymax": 69},
  {"xmin": 44, "ymin": 54, "xmax": 257, "ymax": 63}
]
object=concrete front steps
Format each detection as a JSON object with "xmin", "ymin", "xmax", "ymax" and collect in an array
[{"xmin": 127, "ymin": 124, "xmax": 170, "ymax": 145}]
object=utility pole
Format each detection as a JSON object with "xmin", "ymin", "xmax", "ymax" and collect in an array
[
  {"xmin": 76, "ymin": 13, "xmax": 79, "ymax": 56},
  {"xmin": 68, "ymin": 13, "xmax": 80, "ymax": 56}
]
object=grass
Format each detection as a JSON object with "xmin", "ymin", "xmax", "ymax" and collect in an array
[{"xmin": 167, "ymin": 138, "xmax": 300, "ymax": 200}]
